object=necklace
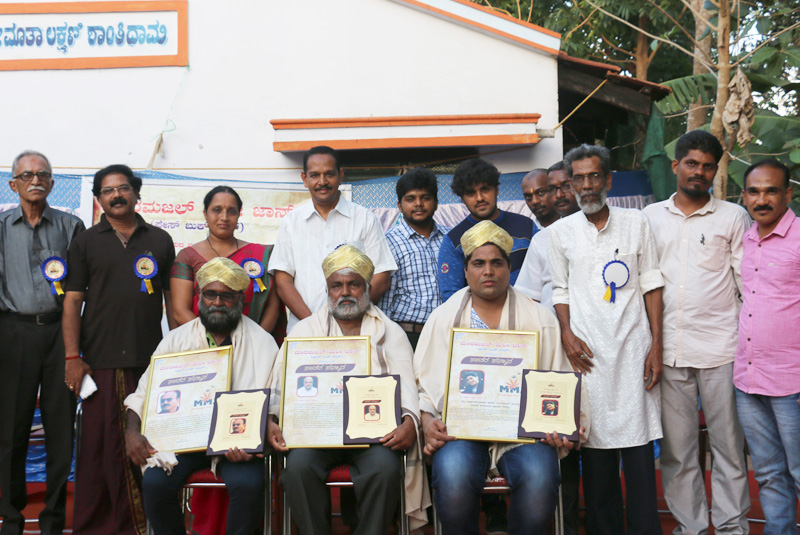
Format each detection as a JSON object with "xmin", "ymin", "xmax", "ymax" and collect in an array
[{"xmin": 207, "ymin": 236, "xmax": 239, "ymax": 258}]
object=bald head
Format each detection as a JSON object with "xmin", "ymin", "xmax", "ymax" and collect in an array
[{"xmin": 522, "ymin": 169, "xmax": 558, "ymax": 227}]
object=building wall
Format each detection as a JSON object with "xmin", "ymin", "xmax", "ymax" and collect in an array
[{"xmin": 0, "ymin": 0, "xmax": 562, "ymax": 182}]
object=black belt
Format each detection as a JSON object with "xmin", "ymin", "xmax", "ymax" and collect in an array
[
  {"xmin": 397, "ymin": 321, "xmax": 425, "ymax": 334},
  {"xmin": 4, "ymin": 311, "xmax": 60, "ymax": 325}
]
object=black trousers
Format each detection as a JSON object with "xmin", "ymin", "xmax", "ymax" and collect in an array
[
  {"xmin": 282, "ymin": 445, "xmax": 402, "ymax": 535},
  {"xmin": 560, "ymin": 448, "xmax": 581, "ymax": 535},
  {"xmin": 0, "ymin": 314, "xmax": 76, "ymax": 535},
  {"xmin": 582, "ymin": 442, "xmax": 661, "ymax": 535}
]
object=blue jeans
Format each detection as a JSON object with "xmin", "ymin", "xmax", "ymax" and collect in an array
[
  {"xmin": 432, "ymin": 440, "xmax": 560, "ymax": 535},
  {"xmin": 735, "ymin": 388, "xmax": 800, "ymax": 535}
]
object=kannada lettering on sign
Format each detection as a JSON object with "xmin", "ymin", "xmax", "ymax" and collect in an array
[{"xmin": 0, "ymin": 1, "xmax": 187, "ymax": 70}]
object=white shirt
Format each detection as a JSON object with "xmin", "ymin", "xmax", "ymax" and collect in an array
[
  {"xmin": 268, "ymin": 195, "xmax": 397, "ymax": 330},
  {"xmin": 549, "ymin": 206, "xmax": 664, "ymax": 449},
  {"xmin": 643, "ymin": 194, "xmax": 750, "ymax": 368},
  {"xmin": 515, "ymin": 228, "xmax": 553, "ymax": 311}
]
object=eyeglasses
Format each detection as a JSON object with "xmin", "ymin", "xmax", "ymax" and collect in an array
[
  {"xmin": 13, "ymin": 171, "xmax": 52, "ymax": 182},
  {"xmin": 201, "ymin": 290, "xmax": 240, "ymax": 303},
  {"xmin": 99, "ymin": 184, "xmax": 133, "ymax": 196},
  {"xmin": 548, "ymin": 183, "xmax": 573, "ymax": 195},
  {"xmin": 571, "ymin": 173, "xmax": 605, "ymax": 186}
]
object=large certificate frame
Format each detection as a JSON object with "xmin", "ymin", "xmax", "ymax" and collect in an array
[
  {"xmin": 443, "ymin": 328, "xmax": 539, "ymax": 443},
  {"xmin": 279, "ymin": 336, "xmax": 371, "ymax": 448},
  {"xmin": 141, "ymin": 346, "xmax": 233, "ymax": 454}
]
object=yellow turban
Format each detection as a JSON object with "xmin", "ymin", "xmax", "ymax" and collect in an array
[
  {"xmin": 196, "ymin": 257, "xmax": 250, "ymax": 292},
  {"xmin": 460, "ymin": 220, "xmax": 513, "ymax": 257},
  {"xmin": 322, "ymin": 245, "xmax": 374, "ymax": 282}
]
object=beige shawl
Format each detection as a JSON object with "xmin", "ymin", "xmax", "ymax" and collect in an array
[
  {"xmin": 270, "ymin": 303, "xmax": 430, "ymax": 532},
  {"xmin": 414, "ymin": 286, "xmax": 591, "ymax": 468}
]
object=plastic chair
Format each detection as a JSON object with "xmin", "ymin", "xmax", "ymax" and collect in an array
[{"xmin": 146, "ymin": 461, "xmax": 273, "ymax": 535}]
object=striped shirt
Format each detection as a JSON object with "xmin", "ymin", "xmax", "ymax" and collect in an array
[{"xmin": 377, "ymin": 217, "xmax": 449, "ymax": 323}]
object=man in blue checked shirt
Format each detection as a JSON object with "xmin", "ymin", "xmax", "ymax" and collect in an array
[{"xmin": 377, "ymin": 168, "xmax": 450, "ymax": 349}]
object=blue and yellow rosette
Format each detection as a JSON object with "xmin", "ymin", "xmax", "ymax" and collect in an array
[
  {"xmin": 602, "ymin": 259, "xmax": 629, "ymax": 303},
  {"xmin": 134, "ymin": 254, "xmax": 158, "ymax": 294},
  {"xmin": 240, "ymin": 257, "xmax": 267, "ymax": 293},
  {"xmin": 41, "ymin": 256, "xmax": 67, "ymax": 296}
]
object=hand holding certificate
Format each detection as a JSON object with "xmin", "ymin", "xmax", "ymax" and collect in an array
[
  {"xmin": 343, "ymin": 375, "xmax": 401, "ymax": 445},
  {"xmin": 279, "ymin": 336, "xmax": 371, "ymax": 448},
  {"xmin": 443, "ymin": 328, "xmax": 539, "ymax": 443},
  {"xmin": 518, "ymin": 369, "xmax": 582, "ymax": 442},
  {"xmin": 141, "ymin": 346, "xmax": 233, "ymax": 454},
  {"xmin": 207, "ymin": 389, "xmax": 270, "ymax": 455}
]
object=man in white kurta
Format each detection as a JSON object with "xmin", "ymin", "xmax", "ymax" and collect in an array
[
  {"xmin": 268, "ymin": 245, "xmax": 428, "ymax": 534},
  {"xmin": 268, "ymin": 146, "xmax": 396, "ymax": 330},
  {"xmin": 549, "ymin": 144, "xmax": 664, "ymax": 535},
  {"xmin": 417, "ymin": 221, "xmax": 590, "ymax": 535},
  {"xmin": 124, "ymin": 258, "xmax": 280, "ymax": 535}
]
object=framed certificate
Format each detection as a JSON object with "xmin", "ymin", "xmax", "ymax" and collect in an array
[
  {"xmin": 443, "ymin": 328, "xmax": 539, "ymax": 443},
  {"xmin": 207, "ymin": 389, "xmax": 270, "ymax": 455},
  {"xmin": 518, "ymin": 370, "xmax": 581, "ymax": 441},
  {"xmin": 141, "ymin": 346, "xmax": 233, "ymax": 454},
  {"xmin": 279, "ymin": 336, "xmax": 371, "ymax": 448},
  {"xmin": 343, "ymin": 375, "xmax": 401, "ymax": 445}
]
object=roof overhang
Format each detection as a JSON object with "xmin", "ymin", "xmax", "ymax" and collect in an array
[
  {"xmin": 389, "ymin": 0, "xmax": 560, "ymax": 56},
  {"xmin": 270, "ymin": 114, "xmax": 541, "ymax": 152}
]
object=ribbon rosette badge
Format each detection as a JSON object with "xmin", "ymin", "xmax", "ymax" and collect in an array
[
  {"xmin": 240, "ymin": 258, "xmax": 267, "ymax": 292},
  {"xmin": 41, "ymin": 256, "xmax": 67, "ymax": 296},
  {"xmin": 134, "ymin": 254, "xmax": 158, "ymax": 294},
  {"xmin": 602, "ymin": 259, "xmax": 629, "ymax": 303}
]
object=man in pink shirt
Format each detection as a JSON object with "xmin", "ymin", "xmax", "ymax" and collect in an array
[{"xmin": 736, "ymin": 158, "xmax": 800, "ymax": 534}]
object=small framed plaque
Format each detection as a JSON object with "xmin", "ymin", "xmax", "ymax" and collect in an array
[
  {"xmin": 207, "ymin": 389, "xmax": 270, "ymax": 455},
  {"xmin": 518, "ymin": 370, "xmax": 581, "ymax": 441},
  {"xmin": 141, "ymin": 346, "xmax": 233, "ymax": 453},
  {"xmin": 442, "ymin": 328, "xmax": 539, "ymax": 443},
  {"xmin": 279, "ymin": 336, "xmax": 371, "ymax": 448},
  {"xmin": 343, "ymin": 375, "xmax": 401, "ymax": 445}
]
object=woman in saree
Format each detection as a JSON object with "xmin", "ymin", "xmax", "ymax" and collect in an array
[{"xmin": 170, "ymin": 185, "xmax": 285, "ymax": 342}]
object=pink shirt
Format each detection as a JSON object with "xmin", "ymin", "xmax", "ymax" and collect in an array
[{"xmin": 734, "ymin": 208, "xmax": 800, "ymax": 396}]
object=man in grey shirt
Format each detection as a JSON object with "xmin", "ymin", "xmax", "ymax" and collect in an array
[{"xmin": 0, "ymin": 151, "xmax": 84, "ymax": 535}]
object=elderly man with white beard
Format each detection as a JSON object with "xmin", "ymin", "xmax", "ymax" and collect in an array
[
  {"xmin": 268, "ymin": 245, "xmax": 428, "ymax": 534},
  {"xmin": 548, "ymin": 144, "xmax": 665, "ymax": 535}
]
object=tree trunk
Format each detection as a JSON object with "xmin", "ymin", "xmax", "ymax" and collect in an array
[
  {"xmin": 687, "ymin": 0, "xmax": 712, "ymax": 130},
  {"xmin": 710, "ymin": 0, "xmax": 731, "ymax": 199},
  {"xmin": 634, "ymin": 14, "xmax": 650, "ymax": 81}
]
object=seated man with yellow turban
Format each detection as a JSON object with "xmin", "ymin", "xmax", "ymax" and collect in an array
[
  {"xmin": 268, "ymin": 245, "xmax": 429, "ymax": 534},
  {"xmin": 415, "ymin": 221, "xmax": 591, "ymax": 535},
  {"xmin": 123, "ymin": 257, "xmax": 280, "ymax": 535}
]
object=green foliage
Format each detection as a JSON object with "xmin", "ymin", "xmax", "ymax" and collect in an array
[{"xmin": 655, "ymin": 73, "xmax": 717, "ymax": 115}]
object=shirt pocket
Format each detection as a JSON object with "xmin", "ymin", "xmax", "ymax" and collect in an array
[
  {"xmin": 764, "ymin": 260, "xmax": 800, "ymax": 295},
  {"xmin": 697, "ymin": 237, "xmax": 729, "ymax": 272},
  {"xmin": 608, "ymin": 252, "xmax": 637, "ymax": 290}
]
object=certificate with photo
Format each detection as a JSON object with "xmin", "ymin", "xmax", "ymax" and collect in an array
[
  {"xmin": 443, "ymin": 328, "xmax": 539, "ymax": 443},
  {"xmin": 518, "ymin": 369, "xmax": 581, "ymax": 441},
  {"xmin": 280, "ymin": 336, "xmax": 371, "ymax": 448},
  {"xmin": 207, "ymin": 389, "xmax": 270, "ymax": 455},
  {"xmin": 141, "ymin": 346, "xmax": 233, "ymax": 454},
  {"xmin": 342, "ymin": 375, "xmax": 400, "ymax": 445}
]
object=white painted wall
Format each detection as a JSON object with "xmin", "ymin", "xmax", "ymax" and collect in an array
[{"xmin": 0, "ymin": 0, "xmax": 561, "ymax": 181}]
